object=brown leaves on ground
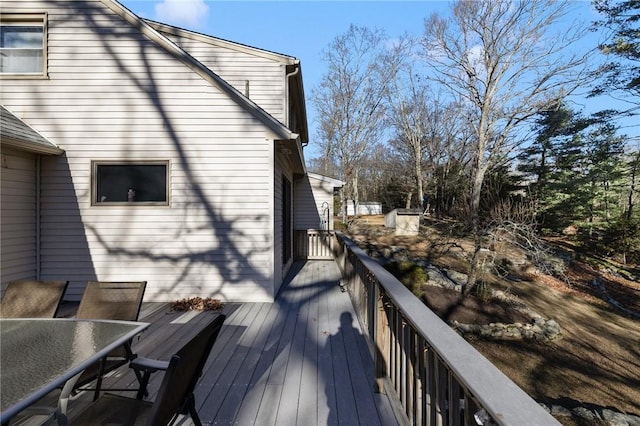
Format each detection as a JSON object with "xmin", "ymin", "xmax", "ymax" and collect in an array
[{"xmin": 170, "ymin": 297, "xmax": 223, "ymax": 312}]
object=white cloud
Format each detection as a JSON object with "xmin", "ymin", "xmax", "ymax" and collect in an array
[{"xmin": 154, "ymin": 0, "xmax": 210, "ymax": 29}]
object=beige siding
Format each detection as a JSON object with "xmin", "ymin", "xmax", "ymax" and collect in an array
[
  {"xmin": 1, "ymin": 149, "xmax": 37, "ymax": 289},
  {"xmin": 160, "ymin": 32, "xmax": 287, "ymax": 123},
  {"xmin": 294, "ymin": 175, "xmax": 323, "ymax": 230},
  {"xmin": 294, "ymin": 175, "xmax": 337, "ymax": 230},
  {"xmin": 1, "ymin": 0, "xmax": 278, "ymax": 302}
]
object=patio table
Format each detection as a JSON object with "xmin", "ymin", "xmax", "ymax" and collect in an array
[{"xmin": 0, "ymin": 318, "xmax": 149, "ymax": 424}]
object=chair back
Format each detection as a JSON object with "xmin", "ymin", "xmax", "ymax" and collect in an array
[
  {"xmin": 145, "ymin": 314, "xmax": 226, "ymax": 426},
  {"xmin": 76, "ymin": 281, "xmax": 146, "ymax": 320},
  {"xmin": 0, "ymin": 280, "xmax": 69, "ymax": 318}
]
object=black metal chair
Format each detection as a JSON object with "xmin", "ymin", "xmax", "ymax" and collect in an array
[
  {"xmin": 72, "ymin": 281, "xmax": 147, "ymax": 400},
  {"xmin": 69, "ymin": 314, "xmax": 226, "ymax": 426}
]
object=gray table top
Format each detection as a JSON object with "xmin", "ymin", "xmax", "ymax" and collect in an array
[{"xmin": 0, "ymin": 318, "xmax": 149, "ymax": 421}]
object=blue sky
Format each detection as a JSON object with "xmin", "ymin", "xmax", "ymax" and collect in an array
[{"xmin": 119, "ymin": 0, "xmax": 637, "ymax": 159}]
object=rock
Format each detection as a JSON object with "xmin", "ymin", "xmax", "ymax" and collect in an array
[
  {"xmin": 506, "ymin": 329, "xmax": 522, "ymax": 339},
  {"xmin": 444, "ymin": 269, "xmax": 468, "ymax": 286},
  {"xmin": 627, "ymin": 413, "xmax": 640, "ymax": 426},
  {"xmin": 480, "ymin": 327, "xmax": 493, "ymax": 338},
  {"xmin": 426, "ymin": 266, "xmax": 455, "ymax": 289},
  {"xmin": 546, "ymin": 319, "xmax": 560, "ymax": 329},
  {"xmin": 534, "ymin": 317, "xmax": 546, "ymax": 326},
  {"xmin": 573, "ymin": 407, "xmax": 602, "ymax": 423},
  {"xmin": 602, "ymin": 408, "xmax": 632, "ymax": 426},
  {"xmin": 550, "ymin": 405, "xmax": 572, "ymax": 417}
]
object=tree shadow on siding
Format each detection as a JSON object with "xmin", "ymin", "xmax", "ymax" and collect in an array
[{"xmin": 57, "ymin": 1, "xmax": 277, "ymax": 298}]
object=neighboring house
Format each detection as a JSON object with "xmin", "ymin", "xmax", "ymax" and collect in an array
[{"xmin": 0, "ymin": 0, "xmax": 310, "ymax": 302}]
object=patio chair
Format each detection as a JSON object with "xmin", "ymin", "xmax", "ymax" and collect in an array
[
  {"xmin": 72, "ymin": 281, "xmax": 147, "ymax": 400},
  {"xmin": 69, "ymin": 314, "xmax": 226, "ymax": 426},
  {"xmin": 0, "ymin": 280, "xmax": 68, "ymax": 318}
]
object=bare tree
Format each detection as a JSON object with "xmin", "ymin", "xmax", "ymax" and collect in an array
[
  {"xmin": 422, "ymin": 0, "xmax": 590, "ymax": 294},
  {"xmin": 313, "ymin": 25, "xmax": 404, "ymax": 222},
  {"xmin": 386, "ymin": 37, "xmax": 430, "ymax": 210}
]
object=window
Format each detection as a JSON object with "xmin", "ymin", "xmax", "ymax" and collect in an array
[
  {"xmin": 93, "ymin": 161, "xmax": 169, "ymax": 206},
  {"xmin": 0, "ymin": 14, "xmax": 46, "ymax": 76}
]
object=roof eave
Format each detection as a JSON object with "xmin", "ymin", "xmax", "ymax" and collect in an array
[{"xmin": 1, "ymin": 137, "xmax": 64, "ymax": 155}]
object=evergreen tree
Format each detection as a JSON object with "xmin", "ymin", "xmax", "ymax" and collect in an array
[
  {"xmin": 592, "ymin": 0, "xmax": 640, "ymax": 107},
  {"xmin": 517, "ymin": 104, "xmax": 574, "ymax": 211}
]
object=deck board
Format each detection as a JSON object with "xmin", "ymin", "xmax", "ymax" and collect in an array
[{"xmin": 16, "ymin": 260, "xmax": 405, "ymax": 426}]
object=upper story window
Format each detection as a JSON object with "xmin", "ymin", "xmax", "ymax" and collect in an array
[{"xmin": 0, "ymin": 14, "xmax": 47, "ymax": 76}]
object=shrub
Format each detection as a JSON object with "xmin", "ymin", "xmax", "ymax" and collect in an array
[{"xmin": 384, "ymin": 261, "xmax": 428, "ymax": 298}]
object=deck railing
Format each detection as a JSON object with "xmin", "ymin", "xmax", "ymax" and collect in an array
[
  {"xmin": 332, "ymin": 231, "xmax": 560, "ymax": 426},
  {"xmin": 294, "ymin": 229, "xmax": 334, "ymax": 260}
]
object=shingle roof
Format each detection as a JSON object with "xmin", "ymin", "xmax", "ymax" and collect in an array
[{"xmin": 0, "ymin": 106, "xmax": 63, "ymax": 155}]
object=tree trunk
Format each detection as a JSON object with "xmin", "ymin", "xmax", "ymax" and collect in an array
[
  {"xmin": 464, "ymin": 159, "xmax": 488, "ymax": 295},
  {"xmin": 352, "ymin": 170, "xmax": 359, "ymax": 218},
  {"xmin": 627, "ymin": 155, "xmax": 638, "ymax": 221},
  {"xmin": 415, "ymin": 143, "xmax": 424, "ymax": 210}
]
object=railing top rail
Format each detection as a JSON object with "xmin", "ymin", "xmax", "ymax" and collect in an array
[{"xmin": 335, "ymin": 232, "xmax": 559, "ymax": 426}]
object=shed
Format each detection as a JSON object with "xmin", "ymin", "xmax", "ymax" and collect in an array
[
  {"xmin": 347, "ymin": 201, "xmax": 383, "ymax": 216},
  {"xmin": 384, "ymin": 209, "xmax": 422, "ymax": 236}
]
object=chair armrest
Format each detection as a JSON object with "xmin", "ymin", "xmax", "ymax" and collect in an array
[
  {"xmin": 130, "ymin": 357, "xmax": 170, "ymax": 400},
  {"xmin": 130, "ymin": 357, "xmax": 169, "ymax": 374}
]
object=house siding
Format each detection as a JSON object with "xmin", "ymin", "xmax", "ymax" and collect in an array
[
  {"xmin": 157, "ymin": 30, "xmax": 287, "ymax": 124},
  {"xmin": 1, "ymin": 0, "xmax": 280, "ymax": 302},
  {"xmin": 294, "ymin": 175, "xmax": 323, "ymax": 230},
  {"xmin": 0, "ymin": 148, "xmax": 38, "ymax": 290},
  {"xmin": 294, "ymin": 175, "xmax": 338, "ymax": 231}
]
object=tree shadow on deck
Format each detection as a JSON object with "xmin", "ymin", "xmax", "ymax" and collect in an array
[{"xmin": 194, "ymin": 261, "xmax": 399, "ymax": 425}]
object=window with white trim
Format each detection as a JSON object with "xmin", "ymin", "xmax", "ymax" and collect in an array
[
  {"xmin": 0, "ymin": 14, "xmax": 46, "ymax": 76},
  {"xmin": 92, "ymin": 161, "xmax": 170, "ymax": 206}
]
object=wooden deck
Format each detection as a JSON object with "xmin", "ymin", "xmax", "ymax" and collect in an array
[{"xmin": 52, "ymin": 260, "xmax": 405, "ymax": 425}]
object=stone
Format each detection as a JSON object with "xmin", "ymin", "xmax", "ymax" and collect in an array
[
  {"xmin": 572, "ymin": 407, "xmax": 601, "ymax": 423},
  {"xmin": 534, "ymin": 317, "xmax": 546, "ymax": 326},
  {"xmin": 627, "ymin": 414, "xmax": 640, "ymax": 426},
  {"xmin": 546, "ymin": 319, "xmax": 560, "ymax": 329},
  {"xmin": 506, "ymin": 329, "xmax": 522, "ymax": 339},
  {"xmin": 602, "ymin": 408, "xmax": 632, "ymax": 426},
  {"xmin": 531, "ymin": 325, "xmax": 544, "ymax": 335},
  {"xmin": 550, "ymin": 405, "xmax": 572, "ymax": 417},
  {"xmin": 480, "ymin": 327, "xmax": 493, "ymax": 338},
  {"xmin": 444, "ymin": 269, "xmax": 468, "ymax": 286}
]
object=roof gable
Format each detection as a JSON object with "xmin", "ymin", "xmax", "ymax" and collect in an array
[
  {"xmin": 145, "ymin": 18, "xmax": 308, "ymax": 145},
  {"xmin": 308, "ymin": 172, "xmax": 344, "ymax": 188},
  {"xmin": 144, "ymin": 19, "xmax": 299, "ymax": 65},
  {"xmin": 101, "ymin": 0, "xmax": 298, "ymax": 142}
]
